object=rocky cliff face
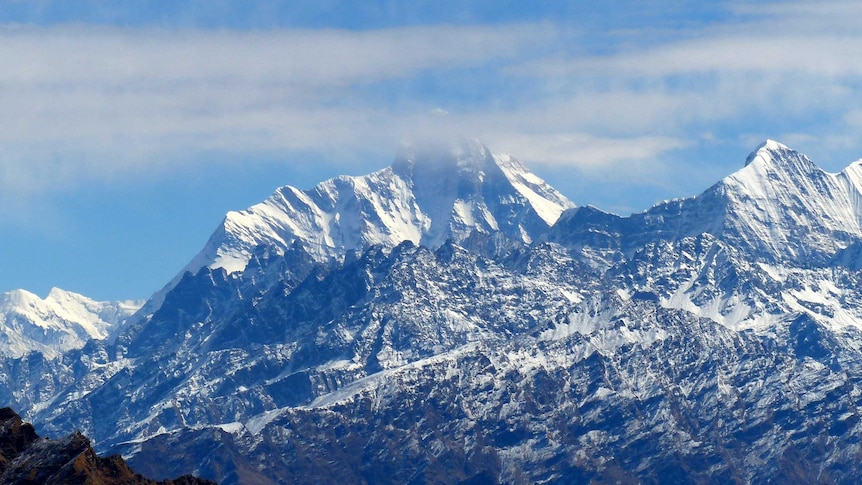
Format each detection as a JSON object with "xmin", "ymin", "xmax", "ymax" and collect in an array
[
  {"xmin": 0, "ymin": 407, "xmax": 213, "ymax": 485},
  {"xmin": 5, "ymin": 140, "xmax": 862, "ymax": 484}
]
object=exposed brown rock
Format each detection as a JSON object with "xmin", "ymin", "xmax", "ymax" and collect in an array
[{"xmin": 0, "ymin": 407, "xmax": 214, "ymax": 485}]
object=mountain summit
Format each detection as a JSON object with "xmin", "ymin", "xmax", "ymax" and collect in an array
[
  {"xmin": 183, "ymin": 139, "xmax": 573, "ymax": 277},
  {"xmin": 716, "ymin": 139, "xmax": 862, "ymax": 262}
]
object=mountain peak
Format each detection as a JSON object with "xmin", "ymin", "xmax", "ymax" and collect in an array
[
  {"xmin": 742, "ymin": 139, "xmax": 817, "ymax": 174},
  {"xmin": 181, "ymin": 140, "xmax": 573, "ymax": 278},
  {"xmin": 391, "ymin": 138, "xmax": 492, "ymax": 181},
  {"xmin": 744, "ymin": 139, "xmax": 796, "ymax": 166},
  {"xmin": 0, "ymin": 288, "xmax": 141, "ymax": 358},
  {"xmin": 744, "ymin": 139, "xmax": 788, "ymax": 166},
  {"xmin": 706, "ymin": 140, "xmax": 860, "ymax": 263}
]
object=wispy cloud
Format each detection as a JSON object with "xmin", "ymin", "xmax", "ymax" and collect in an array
[
  {"xmin": 494, "ymin": 1, "xmax": 862, "ymax": 172},
  {"xmin": 0, "ymin": 23, "xmax": 552, "ymax": 194},
  {"xmin": 487, "ymin": 133, "xmax": 690, "ymax": 171},
  {"xmin": 6, "ymin": 1, "xmax": 862, "ymax": 206}
]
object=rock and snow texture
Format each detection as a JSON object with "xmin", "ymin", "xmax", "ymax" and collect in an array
[
  {"xmin": 10, "ymin": 140, "xmax": 862, "ymax": 483},
  {"xmin": 182, "ymin": 139, "xmax": 574, "ymax": 277},
  {"xmin": 0, "ymin": 288, "xmax": 141, "ymax": 358}
]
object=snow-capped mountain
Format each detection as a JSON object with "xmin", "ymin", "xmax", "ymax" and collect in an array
[
  {"xmin": 638, "ymin": 139, "xmax": 862, "ymax": 264},
  {"xmin": 183, "ymin": 139, "xmax": 573, "ymax": 277},
  {"xmin": 6, "ymin": 140, "xmax": 862, "ymax": 484},
  {"xmin": 551, "ymin": 139, "xmax": 862, "ymax": 263},
  {"xmin": 0, "ymin": 288, "xmax": 141, "ymax": 358}
]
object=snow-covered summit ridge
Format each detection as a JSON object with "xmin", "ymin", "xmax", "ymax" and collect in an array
[
  {"xmin": 631, "ymin": 139, "xmax": 862, "ymax": 264},
  {"xmin": 185, "ymin": 139, "xmax": 574, "ymax": 275},
  {"xmin": 548, "ymin": 139, "xmax": 862, "ymax": 266},
  {"xmin": 727, "ymin": 140, "xmax": 862, "ymax": 255},
  {"xmin": 0, "ymin": 288, "xmax": 142, "ymax": 358},
  {"xmin": 744, "ymin": 139, "xmax": 790, "ymax": 166}
]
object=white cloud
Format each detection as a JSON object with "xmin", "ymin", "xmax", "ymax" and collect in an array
[
  {"xmin": 730, "ymin": 0, "xmax": 862, "ymax": 34},
  {"xmin": 486, "ymin": 133, "xmax": 689, "ymax": 170},
  {"xmin": 549, "ymin": 35, "xmax": 862, "ymax": 79},
  {"xmin": 0, "ymin": 23, "xmax": 553, "ymax": 194},
  {"xmin": 6, "ymin": 1, "xmax": 862, "ymax": 204},
  {"xmin": 0, "ymin": 24, "xmax": 547, "ymax": 87}
]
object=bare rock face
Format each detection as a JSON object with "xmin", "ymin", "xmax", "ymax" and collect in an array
[
  {"xmin": 0, "ymin": 407, "xmax": 39, "ymax": 472},
  {"xmin": 0, "ymin": 407, "xmax": 214, "ymax": 485}
]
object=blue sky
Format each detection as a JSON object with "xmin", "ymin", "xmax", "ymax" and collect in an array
[{"xmin": 3, "ymin": 0, "xmax": 862, "ymax": 301}]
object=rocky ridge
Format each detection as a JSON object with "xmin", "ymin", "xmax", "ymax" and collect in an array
[{"xmin": 0, "ymin": 407, "xmax": 212, "ymax": 485}]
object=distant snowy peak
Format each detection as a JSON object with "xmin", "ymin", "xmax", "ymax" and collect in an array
[
  {"xmin": 0, "ymin": 288, "xmax": 142, "ymax": 358},
  {"xmin": 187, "ymin": 139, "xmax": 574, "ymax": 275},
  {"xmin": 627, "ymin": 140, "xmax": 862, "ymax": 264},
  {"xmin": 551, "ymin": 140, "xmax": 862, "ymax": 266},
  {"xmin": 737, "ymin": 139, "xmax": 822, "ymax": 183},
  {"xmin": 721, "ymin": 141, "xmax": 862, "ymax": 260}
]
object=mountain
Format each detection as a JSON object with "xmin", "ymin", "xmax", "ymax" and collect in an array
[
  {"xmin": 0, "ymin": 288, "xmax": 142, "ymax": 358},
  {"xmin": 549, "ymin": 139, "xmax": 862, "ymax": 331},
  {"xmin": 183, "ymin": 139, "xmax": 573, "ymax": 277},
  {"xmin": 551, "ymin": 139, "xmax": 862, "ymax": 263},
  {"xmin": 6, "ymin": 139, "xmax": 862, "ymax": 484},
  {"xmin": 634, "ymin": 139, "xmax": 862, "ymax": 264}
]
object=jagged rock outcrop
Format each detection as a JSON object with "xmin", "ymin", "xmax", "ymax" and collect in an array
[{"xmin": 0, "ymin": 407, "xmax": 213, "ymax": 485}]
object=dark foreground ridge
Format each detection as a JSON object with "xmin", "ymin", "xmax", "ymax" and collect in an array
[{"xmin": 0, "ymin": 407, "xmax": 213, "ymax": 485}]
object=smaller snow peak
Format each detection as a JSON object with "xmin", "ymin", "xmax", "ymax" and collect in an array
[
  {"xmin": 2, "ymin": 289, "xmax": 38, "ymax": 307},
  {"xmin": 0, "ymin": 287, "xmax": 143, "ymax": 357},
  {"xmin": 740, "ymin": 139, "xmax": 819, "ymax": 179}
]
